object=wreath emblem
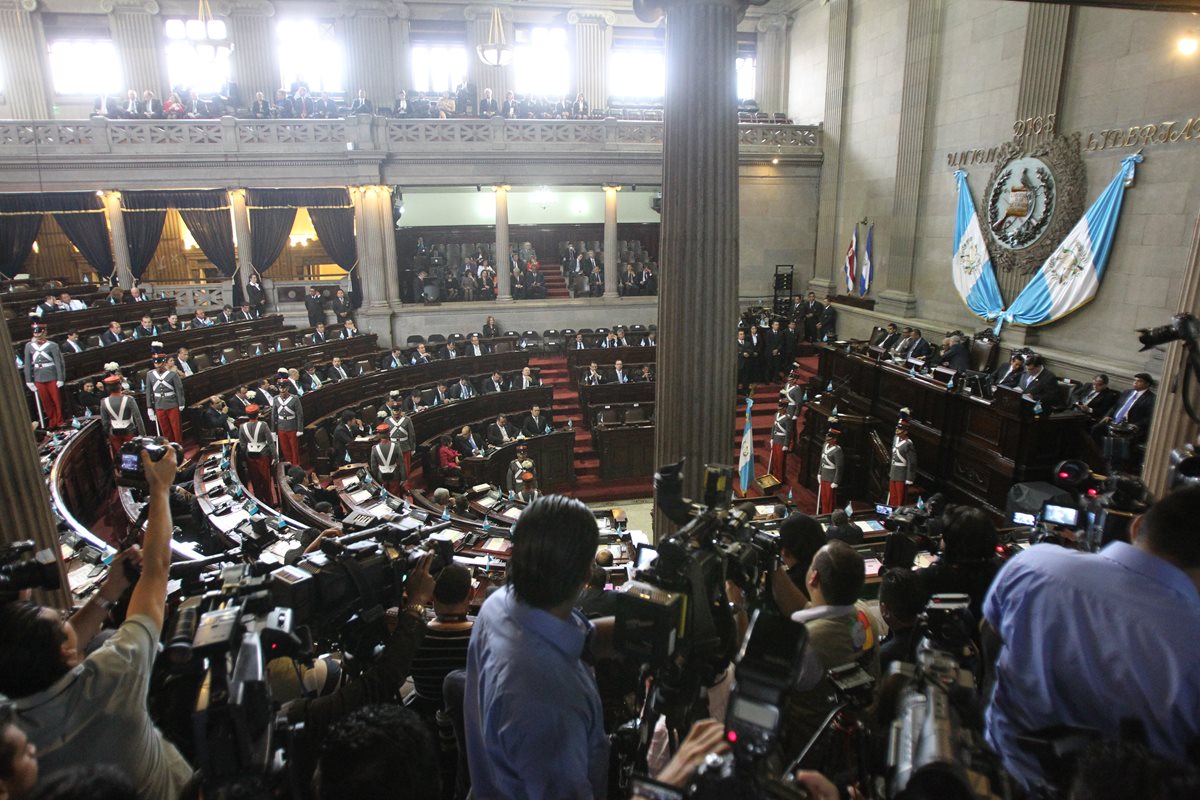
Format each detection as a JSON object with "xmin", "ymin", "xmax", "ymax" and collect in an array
[
  {"xmin": 1045, "ymin": 241, "xmax": 1090, "ymax": 287},
  {"xmin": 955, "ymin": 235, "xmax": 983, "ymax": 276}
]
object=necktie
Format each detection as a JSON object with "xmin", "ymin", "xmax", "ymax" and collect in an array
[{"xmin": 1113, "ymin": 392, "xmax": 1138, "ymax": 422}]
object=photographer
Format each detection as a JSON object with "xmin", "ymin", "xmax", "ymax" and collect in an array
[
  {"xmin": 0, "ymin": 448, "xmax": 193, "ymax": 799},
  {"xmin": 914, "ymin": 504, "xmax": 1000, "ymax": 622},
  {"xmin": 982, "ymin": 486, "xmax": 1200, "ymax": 791},
  {"xmin": 314, "ymin": 704, "xmax": 440, "ymax": 800},
  {"xmin": 771, "ymin": 513, "xmax": 828, "ymax": 615}
]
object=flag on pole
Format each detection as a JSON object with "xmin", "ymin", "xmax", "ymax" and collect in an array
[
  {"xmin": 998, "ymin": 154, "xmax": 1143, "ymax": 329},
  {"xmin": 951, "ymin": 170, "xmax": 1005, "ymax": 321},
  {"xmin": 738, "ymin": 398, "xmax": 755, "ymax": 495},
  {"xmin": 859, "ymin": 224, "xmax": 874, "ymax": 296},
  {"xmin": 843, "ymin": 224, "xmax": 858, "ymax": 294}
]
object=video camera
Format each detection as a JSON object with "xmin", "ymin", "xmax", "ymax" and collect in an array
[
  {"xmin": 0, "ymin": 540, "xmax": 60, "ymax": 602},
  {"xmin": 116, "ymin": 436, "xmax": 183, "ymax": 489},
  {"xmin": 1039, "ymin": 459, "xmax": 1151, "ymax": 551}
]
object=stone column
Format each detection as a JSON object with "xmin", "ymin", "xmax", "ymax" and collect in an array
[
  {"xmin": 754, "ymin": 13, "xmax": 788, "ymax": 115},
  {"xmin": 568, "ymin": 9, "xmax": 614, "ymax": 112},
  {"xmin": 466, "ymin": 4, "xmax": 514, "ymax": 103},
  {"xmin": 0, "ymin": 0, "xmax": 51, "ymax": 119},
  {"xmin": 391, "ymin": 11, "xmax": 411, "ymax": 102},
  {"xmin": 341, "ymin": 1, "xmax": 409, "ymax": 110},
  {"xmin": 810, "ymin": 0, "xmax": 849, "ymax": 296},
  {"xmin": 0, "ymin": 295, "xmax": 70, "ymax": 607},
  {"xmin": 103, "ymin": 191, "xmax": 134, "ymax": 289},
  {"xmin": 103, "ymin": 0, "xmax": 166, "ymax": 96},
  {"xmin": 227, "ymin": 1, "xmax": 278, "ymax": 99},
  {"xmin": 352, "ymin": 186, "xmax": 388, "ymax": 311},
  {"xmin": 374, "ymin": 184, "xmax": 398, "ymax": 305},
  {"xmin": 638, "ymin": 0, "xmax": 743, "ymax": 534},
  {"xmin": 603, "ymin": 185, "xmax": 619, "ymax": 298},
  {"xmin": 876, "ymin": 0, "xmax": 940, "ymax": 319},
  {"xmin": 494, "ymin": 185, "xmax": 511, "ymax": 302},
  {"xmin": 1143, "ymin": 212, "xmax": 1200, "ymax": 496},
  {"xmin": 229, "ymin": 188, "xmax": 254, "ymax": 301}
]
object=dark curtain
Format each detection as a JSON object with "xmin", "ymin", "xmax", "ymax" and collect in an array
[
  {"xmin": 171, "ymin": 190, "xmax": 241, "ymax": 305},
  {"xmin": 44, "ymin": 193, "xmax": 115, "ymax": 282},
  {"xmin": 307, "ymin": 188, "xmax": 362, "ymax": 309},
  {"xmin": 246, "ymin": 189, "xmax": 296, "ymax": 275},
  {"xmin": 119, "ymin": 192, "xmax": 167, "ymax": 281},
  {"xmin": 0, "ymin": 195, "xmax": 45, "ymax": 279}
]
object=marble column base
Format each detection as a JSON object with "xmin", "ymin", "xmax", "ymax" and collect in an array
[{"xmin": 874, "ymin": 289, "xmax": 919, "ymax": 318}]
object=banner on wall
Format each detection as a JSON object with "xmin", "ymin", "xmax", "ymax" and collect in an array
[
  {"xmin": 950, "ymin": 170, "xmax": 1005, "ymax": 320},
  {"xmin": 995, "ymin": 154, "xmax": 1143, "ymax": 329},
  {"xmin": 843, "ymin": 224, "xmax": 858, "ymax": 294}
]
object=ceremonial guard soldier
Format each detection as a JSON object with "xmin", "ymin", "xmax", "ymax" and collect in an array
[
  {"xmin": 24, "ymin": 323, "xmax": 66, "ymax": 427},
  {"xmin": 369, "ymin": 423, "xmax": 406, "ymax": 495},
  {"xmin": 145, "ymin": 353, "xmax": 185, "ymax": 443},
  {"xmin": 386, "ymin": 406, "xmax": 416, "ymax": 474},
  {"xmin": 768, "ymin": 405, "xmax": 794, "ymax": 483},
  {"xmin": 239, "ymin": 404, "xmax": 276, "ymax": 505},
  {"xmin": 888, "ymin": 422, "xmax": 917, "ymax": 507},
  {"xmin": 817, "ymin": 428, "xmax": 844, "ymax": 515},
  {"xmin": 272, "ymin": 380, "xmax": 304, "ymax": 466},
  {"xmin": 99, "ymin": 374, "xmax": 145, "ymax": 460}
]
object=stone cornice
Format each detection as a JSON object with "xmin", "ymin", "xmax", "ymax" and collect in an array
[
  {"xmin": 463, "ymin": 4, "xmax": 512, "ymax": 23},
  {"xmin": 212, "ymin": 0, "xmax": 274, "ymax": 17},
  {"xmin": 566, "ymin": 8, "xmax": 616, "ymax": 26},
  {"xmin": 338, "ymin": 0, "xmax": 410, "ymax": 19},
  {"xmin": 633, "ymin": 0, "xmax": 768, "ymax": 24},
  {"xmin": 98, "ymin": 0, "xmax": 159, "ymax": 14},
  {"xmin": 0, "ymin": 0, "xmax": 40, "ymax": 12}
]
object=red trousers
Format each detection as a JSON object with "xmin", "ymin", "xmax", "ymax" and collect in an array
[
  {"xmin": 383, "ymin": 478, "xmax": 404, "ymax": 496},
  {"xmin": 278, "ymin": 430, "xmax": 301, "ymax": 466},
  {"xmin": 34, "ymin": 381, "xmax": 63, "ymax": 428},
  {"xmin": 245, "ymin": 454, "xmax": 276, "ymax": 506},
  {"xmin": 109, "ymin": 431, "xmax": 134, "ymax": 463},
  {"xmin": 155, "ymin": 407, "xmax": 183, "ymax": 444},
  {"xmin": 401, "ymin": 450, "xmax": 412, "ymax": 474},
  {"xmin": 769, "ymin": 443, "xmax": 787, "ymax": 481},
  {"xmin": 888, "ymin": 480, "xmax": 908, "ymax": 508},
  {"xmin": 817, "ymin": 480, "xmax": 835, "ymax": 515}
]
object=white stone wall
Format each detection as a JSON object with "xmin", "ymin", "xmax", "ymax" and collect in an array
[
  {"xmin": 739, "ymin": 169, "xmax": 821, "ymax": 302},
  {"xmin": 787, "ymin": 0, "xmax": 829, "ymax": 126}
]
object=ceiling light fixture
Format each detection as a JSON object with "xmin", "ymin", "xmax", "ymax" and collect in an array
[{"xmin": 477, "ymin": 7, "xmax": 513, "ymax": 67}]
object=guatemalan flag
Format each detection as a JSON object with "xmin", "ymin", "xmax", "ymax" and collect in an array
[
  {"xmin": 843, "ymin": 224, "xmax": 857, "ymax": 294},
  {"xmin": 951, "ymin": 170, "xmax": 1004, "ymax": 320},
  {"xmin": 738, "ymin": 398, "xmax": 755, "ymax": 495},
  {"xmin": 999, "ymin": 154, "xmax": 1143, "ymax": 328},
  {"xmin": 859, "ymin": 224, "xmax": 874, "ymax": 297}
]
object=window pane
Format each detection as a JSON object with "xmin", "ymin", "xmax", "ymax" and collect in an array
[
  {"xmin": 514, "ymin": 26, "xmax": 569, "ymax": 98},
  {"xmin": 277, "ymin": 19, "xmax": 344, "ymax": 93},
  {"xmin": 166, "ymin": 40, "xmax": 231, "ymax": 95},
  {"xmin": 48, "ymin": 40, "xmax": 122, "ymax": 96},
  {"xmin": 164, "ymin": 19, "xmax": 185, "ymax": 39},
  {"xmin": 736, "ymin": 56, "xmax": 756, "ymax": 102},
  {"xmin": 609, "ymin": 48, "xmax": 664, "ymax": 100},
  {"xmin": 410, "ymin": 43, "xmax": 468, "ymax": 94}
]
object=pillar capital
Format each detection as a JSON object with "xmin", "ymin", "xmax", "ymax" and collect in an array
[
  {"xmin": 754, "ymin": 12, "xmax": 788, "ymax": 33},
  {"xmin": 337, "ymin": 0, "xmax": 409, "ymax": 19},
  {"xmin": 464, "ymin": 3, "xmax": 512, "ymax": 23},
  {"xmin": 214, "ymin": 0, "xmax": 275, "ymax": 17},
  {"xmin": 633, "ymin": 0, "xmax": 767, "ymax": 25},
  {"xmin": 98, "ymin": 0, "xmax": 159, "ymax": 15},
  {"xmin": 566, "ymin": 8, "xmax": 616, "ymax": 27},
  {"xmin": 0, "ymin": 0, "xmax": 39, "ymax": 12}
]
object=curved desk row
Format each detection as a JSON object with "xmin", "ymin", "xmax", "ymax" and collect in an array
[
  {"xmin": 10, "ymin": 297, "xmax": 175, "ymax": 345},
  {"xmin": 565, "ymin": 344, "xmax": 657, "ymax": 388}
]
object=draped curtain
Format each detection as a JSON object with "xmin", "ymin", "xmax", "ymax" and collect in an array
[
  {"xmin": 0, "ymin": 195, "xmax": 45, "ymax": 279},
  {"xmin": 46, "ymin": 193, "xmax": 115, "ymax": 282},
  {"xmin": 119, "ymin": 192, "xmax": 167, "ymax": 281},
  {"xmin": 170, "ymin": 190, "xmax": 240, "ymax": 304},
  {"xmin": 246, "ymin": 189, "xmax": 297, "ymax": 275},
  {"xmin": 305, "ymin": 188, "xmax": 362, "ymax": 309}
]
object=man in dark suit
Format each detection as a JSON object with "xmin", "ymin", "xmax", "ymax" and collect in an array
[
  {"xmin": 1017, "ymin": 354, "xmax": 1060, "ymax": 406},
  {"xmin": 764, "ymin": 320, "xmax": 786, "ymax": 381},
  {"xmin": 817, "ymin": 296, "xmax": 838, "ymax": 342},
  {"xmin": 930, "ymin": 335, "xmax": 970, "ymax": 372},
  {"xmin": 324, "ymin": 357, "xmax": 353, "ymax": 382},
  {"xmin": 800, "ymin": 292, "xmax": 822, "ymax": 341},
  {"xmin": 63, "ymin": 330, "xmax": 85, "ymax": 354},
  {"xmin": 305, "ymin": 287, "xmax": 325, "ymax": 327},
  {"xmin": 905, "ymin": 328, "xmax": 931, "ymax": 360},
  {"xmin": 877, "ymin": 323, "xmax": 902, "ymax": 352},
  {"xmin": 251, "ymin": 91, "xmax": 272, "ymax": 118},
  {"xmin": 141, "ymin": 90, "xmax": 163, "ymax": 118},
  {"xmin": 451, "ymin": 376, "xmax": 477, "ymax": 400},
  {"xmin": 478, "ymin": 88, "xmax": 498, "ymax": 118},
  {"xmin": 100, "ymin": 321, "xmax": 126, "ymax": 347},
  {"xmin": 609, "ymin": 360, "xmax": 632, "ymax": 385},
  {"xmin": 93, "ymin": 94, "xmax": 121, "ymax": 117},
  {"xmin": 314, "ymin": 92, "xmax": 337, "ymax": 118},
  {"xmin": 466, "ymin": 333, "xmax": 489, "ymax": 357},
  {"xmin": 500, "ymin": 90, "xmax": 519, "ymax": 119},
  {"xmin": 455, "ymin": 425, "xmax": 482, "ymax": 457},
  {"xmin": 486, "ymin": 413, "xmax": 519, "ymax": 446},
  {"xmin": 522, "ymin": 405, "xmax": 553, "ymax": 437},
  {"xmin": 273, "ymin": 89, "xmax": 294, "ymax": 118},
  {"xmin": 1071, "ymin": 374, "xmax": 1120, "ymax": 424},
  {"xmin": 293, "ymin": 87, "xmax": 315, "ymax": 118},
  {"xmin": 483, "ymin": 371, "xmax": 509, "ymax": 394},
  {"xmin": 582, "ymin": 362, "xmax": 605, "ymax": 386},
  {"xmin": 736, "ymin": 328, "xmax": 755, "ymax": 397},
  {"xmin": 185, "ymin": 90, "xmax": 210, "ymax": 118},
  {"xmin": 349, "ymin": 89, "xmax": 373, "ymax": 115},
  {"xmin": 1095, "ymin": 373, "xmax": 1156, "ymax": 437},
  {"xmin": 309, "ymin": 323, "xmax": 328, "ymax": 345},
  {"xmin": 991, "ymin": 354, "xmax": 1025, "ymax": 388}
]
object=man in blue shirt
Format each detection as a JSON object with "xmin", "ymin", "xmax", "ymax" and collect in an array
[
  {"xmin": 464, "ymin": 496, "xmax": 608, "ymax": 799},
  {"xmin": 982, "ymin": 486, "xmax": 1200, "ymax": 790}
]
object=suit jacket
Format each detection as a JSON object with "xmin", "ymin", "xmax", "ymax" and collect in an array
[
  {"xmin": 454, "ymin": 432, "xmax": 482, "ymax": 457},
  {"xmin": 932, "ymin": 343, "xmax": 970, "ymax": 372},
  {"xmin": 878, "ymin": 332, "xmax": 902, "ymax": 351},
  {"xmin": 349, "ymin": 98, "xmax": 373, "ymax": 115},
  {"xmin": 582, "ymin": 369, "xmax": 605, "ymax": 386},
  {"xmin": 486, "ymin": 421, "xmax": 518, "ymax": 446},
  {"xmin": 251, "ymin": 99, "xmax": 272, "ymax": 118},
  {"xmin": 314, "ymin": 98, "xmax": 337, "ymax": 117},
  {"xmin": 483, "ymin": 377, "xmax": 509, "ymax": 394},
  {"xmin": 451, "ymin": 381, "xmax": 477, "ymax": 400},
  {"xmin": 522, "ymin": 413, "xmax": 553, "ymax": 437},
  {"xmin": 479, "ymin": 98, "xmax": 498, "ymax": 116},
  {"xmin": 908, "ymin": 338, "xmax": 931, "ymax": 359},
  {"xmin": 1109, "ymin": 389, "xmax": 1155, "ymax": 429},
  {"xmin": 63, "ymin": 338, "xmax": 85, "ymax": 353},
  {"xmin": 818, "ymin": 305, "xmax": 837, "ymax": 339},
  {"xmin": 100, "ymin": 330, "xmax": 126, "ymax": 346},
  {"xmin": 293, "ymin": 95, "xmax": 315, "ymax": 117},
  {"xmin": 1020, "ymin": 369, "xmax": 1061, "ymax": 405},
  {"xmin": 309, "ymin": 331, "xmax": 328, "ymax": 345},
  {"xmin": 991, "ymin": 363, "xmax": 1023, "ymax": 388},
  {"xmin": 143, "ymin": 99, "xmax": 164, "ymax": 117},
  {"xmin": 501, "ymin": 100, "xmax": 519, "ymax": 118},
  {"xmin": 1071, "ymin": 385, "xmax": 1119, "ymax": 421}
]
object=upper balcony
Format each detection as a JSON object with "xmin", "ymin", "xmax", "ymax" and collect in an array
[{"xmin": 0, "ymin": 116, "xmax": 823, "ymax": 190}]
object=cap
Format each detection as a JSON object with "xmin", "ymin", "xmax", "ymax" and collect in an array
[
  {"xmin": 31, "ymin": 322, "xmax": 47, "ymax": 334},
  {"xmin": 826, "ymin": 428, "xmax": 841, "ymax": 438},
  {"xmin": 276, "ymin": 368, "xmax": 289, "ymax": 375},
  {"xmin": 103, "ymin": 375, "xmax": 122, "ymax": 387},
  {"xmin": 245, "ymin": 404, "xmax": 261, "ymax": 415},
  {"xmin": 152, "ymin": 355, "xmax": 167, "ymax": 364},
  {"xmin": 375, "ymin": 423, "xmax": 391, "ymax": 434},
  {"xmin": 104, "ymin": 361, "xmax": 119, "ymax": 372},
  {"xmin": 389, "ymin": 390, "xmax": 401, "ymax": 398}
]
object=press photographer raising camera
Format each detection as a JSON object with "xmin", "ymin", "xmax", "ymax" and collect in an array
[
  {"xmin": 983, "ymin": 485, "xmax": 1200, "ymax": 791},
  {"xmin": 0, "ymin": 447, "xmax": 192, "ymax": 799}
]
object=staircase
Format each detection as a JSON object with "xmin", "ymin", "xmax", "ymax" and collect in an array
[{"xmin": 541, "ymin": 269, "xmax": 571, "ymax": 300}]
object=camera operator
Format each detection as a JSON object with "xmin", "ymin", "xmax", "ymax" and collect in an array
[
  {"xmin": 877, "ymin": 568, "xmax": 928, "ymax": 673},
  {"xmin": 770, "ymin": 513, "xmax": 828, "ymax": 615},
  {"xmin": 314, "ymin": 704, "xmax": 440, "ymax": 800},
  {"xmin": 982, "ymin": 486, "xmax": 1200, "ymax": 791},
  {"xmin": 0, "ymin": 448, "xmax": 193, "ymax": 799},
  {"xmin": 780, "ymin": 541, "xmax": 879, "ymax": 758},
  {"xmin": 914, "ymin": 504, "xmax": 1000, "ymax": 622}
]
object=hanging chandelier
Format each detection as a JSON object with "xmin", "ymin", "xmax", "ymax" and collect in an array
[
  {"xmin": 186, "ymin": 0, "xmax": 232, "ymax": 65},
  {"xmin": 476, "ymin": 7, "xmax": 513, "ymax": 67}
]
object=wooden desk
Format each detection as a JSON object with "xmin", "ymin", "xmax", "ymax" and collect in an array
[
  {"xmin": 594, "ymin": 424, "xmax": 655, "ymax": 480},
  {"xmin": 46, "ymin": 420, "xmax": 116, "ymax": 556},
  {"xmin": 566, "ymin": 345, "xmax": 657, "ymax": 388},
  {"xmin": 460, "ymin": 429, "xmax": 576, "ymax": 491},
  {"xmin": 578, "ymin": 381, "xmax": 656, "ymax": 418},
  {"xmin": 11, "ymin": 297, "xmax": 175, "ymax": 343},
  {"xmin": 813, "ymin": 346, "xmax": 1090, "ymax": 512}
]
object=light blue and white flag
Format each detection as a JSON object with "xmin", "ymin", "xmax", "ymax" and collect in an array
[
  {"xmin": 859, "ymin": 224, "xmax": 874, "ymax": 297},
  {"xmin": 951, "ymin": 170, "xmax": 1004, "ymax": 320},
  {"xmin": 999, "ymin": 154, "xmax": 1143, "ymax": 329},
  {"xmin": 738, "ymin": 398, "xmax": 755, "ymax": 495}
]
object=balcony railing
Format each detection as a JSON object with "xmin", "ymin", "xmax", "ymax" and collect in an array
[{"xmin": 0, "ymin": 116, "xmax": 821, "ymax": 159}]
